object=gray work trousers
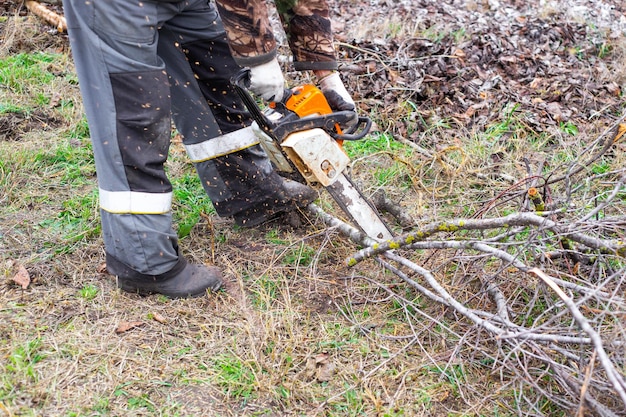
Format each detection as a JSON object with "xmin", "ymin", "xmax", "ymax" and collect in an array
[{"xmin": 63, "ymin": 0, "xmax": 277, "ymax": 279}]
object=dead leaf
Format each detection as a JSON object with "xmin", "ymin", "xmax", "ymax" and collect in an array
[
  {"xmin": 387, "ymin": 69, "xmax": 400, "ymax": 84},
  {"xmin": 530, "ymin": 77, "xmax": 543, "ymax": 89},
  {"xmin": 304, "ymin": 352, "xmax": 334, "ymax": 382},
  {"xmin": 152, "ymin": 312, "xmax": 168, "ymax": 324},
  {"xmin": 49, "ymin": 92, "xmax": 62, "ymax": 108},
  {"xmin": 315, "ymin": 359, "xmax": 335, "ymax": 382},
  {"xmin": 463, "ymin": 106, "xmax": 476, "ymax": 118},
  {"xmin": 605, "ymin": 82, "xmax": 621, "ymax": 96},
  {"xmin": 115, "ymin": 321, "xmax": 145, "ymax": 334},
  {"xmin": 12, "ymin": 264, "xmax": 30, "ymax": 289},
  {"xmin": 499, "ymin": 56, "xmax": 517, "ymax": 64},
  {"xmin": 613, "ymin": 123, "xmax": 626, "ymax": 144},
  {"xmin": 304, "ymin": 356, "xmax": 317, "ymax": 380},
  {"xmin": 97, "ymin": 262, "xmax": 108, "ymax": 274},
  {"xmin": 546, "ymin": 102, "xmax": 570, "ymax": 122}
]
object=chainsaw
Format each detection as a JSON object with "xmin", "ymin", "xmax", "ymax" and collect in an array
[{"xmin": 232, "ymin": 69, "xmax": 394, "ymax": 241}]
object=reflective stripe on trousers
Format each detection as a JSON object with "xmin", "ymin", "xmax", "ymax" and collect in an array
[{"xmin": 63, "ymin": 0, "xmax": 229, "ymax": 275}]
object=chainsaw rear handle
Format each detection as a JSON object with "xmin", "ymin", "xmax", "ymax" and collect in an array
[
  {"xmin": 330, "ymin": 116, "xmax": 371, "ymax": 141},
  {"xmin": 231, "ymin": 68, "xmax": 371, "ymax": 141}
]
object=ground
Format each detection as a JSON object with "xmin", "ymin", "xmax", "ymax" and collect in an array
[{"xmin": 1, "ymin": 1, "xmax": 626, "ymax": 416}]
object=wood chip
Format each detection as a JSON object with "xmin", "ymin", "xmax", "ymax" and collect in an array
[
  {"xmin": 11, "ymin": 264, "xmax": 31, "ymax": 289},
  {"xmin": 115, "ymin": 321, "xmax": 145, "ymax": 334},
  {"xmin": 152, "ymin": 312, "xmax": 168, "ymax": 324}
]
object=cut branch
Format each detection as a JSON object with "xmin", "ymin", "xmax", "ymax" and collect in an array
[
  {"xmin": 346, "ymin": 212, "xmax": 625, "ymax": 266},
  {"xmin": 309, "ymin": 199, "xmax": 626, "ymax": 412}
]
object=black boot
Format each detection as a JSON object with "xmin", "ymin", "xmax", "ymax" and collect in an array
[
  {"xmin": 114, "ymin": 258, "xmax": 223, "ymax": 299},
  {"xmin": 233, "ymin": 176, "xmax": 318, "ymax": 228}
]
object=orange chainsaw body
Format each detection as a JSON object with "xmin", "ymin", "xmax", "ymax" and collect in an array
[{"xmin": 271, "ymin": 84, "xmax": 344, "ymax": 144}]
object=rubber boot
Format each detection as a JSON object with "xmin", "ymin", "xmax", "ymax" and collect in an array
[{"xmin": 116, "ymin": 260, "xmax": 223, "ymax": 299}]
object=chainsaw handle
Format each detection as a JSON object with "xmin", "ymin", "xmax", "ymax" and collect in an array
[
  {"xmin": 330, "ymin": 116, "xmax": 372, "ymax": 141},
  {"xmin": 231, "ymin": 68, "xmax": 251, "ymax": 89},
  {"xmin": 231, "ymin": 68, "xmax": 289, "ymax": 110}
]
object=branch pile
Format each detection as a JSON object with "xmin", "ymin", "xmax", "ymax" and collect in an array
[{"xmin": 310, "ymin": 115, "xmax": 626, "ymax": 416}]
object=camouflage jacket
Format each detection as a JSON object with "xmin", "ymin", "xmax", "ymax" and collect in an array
[{"xmin": 214, "ymin": 0, "xmax": 338, "ymax": 71}]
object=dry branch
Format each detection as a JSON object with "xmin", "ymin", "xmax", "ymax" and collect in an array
[
  {"xmin": 529, "ymin": 268, "xmax": 626, "ymax": 404},
  {"xmin": 25, "ymin": 0, "xmax": 67, "ymax": 32},
  {"xmin": 309, "ymin": 177, "xmax": 626, "ymax": 412},
  {"xmin": 306, "ymin": 203, "xmax": 376, "ymax": 247},
  {"xmin": 346, "ymin": 212, "xmax": 626, "ymax": 266}
]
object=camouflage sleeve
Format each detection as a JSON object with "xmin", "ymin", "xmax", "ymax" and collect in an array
[
  {"xmin": 215, "ymin": 0, "xmax": 338, "ymax": 71},
  {"xmin": 275, "ymin": 0, "xmax": 338, "ymax": 71},
  {"xmin": 214, "ymin": 0, "xmax": 278, "ymax": 67}
]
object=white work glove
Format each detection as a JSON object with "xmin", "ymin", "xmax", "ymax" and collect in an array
[
  {"xmin": 248, "ymin": 58, "xmax": 285, "ymax": 102},
  {"xmin": 318, "ymin": 72, "xmax": 356, "ymax": 112}
]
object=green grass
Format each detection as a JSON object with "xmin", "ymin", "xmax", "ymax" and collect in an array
[
  {"xmin": 112, "ymin": 382, "xmax": 157, "ymax": 413},
  {"xmin": 0, "ymin": 138, "xmax": 95, "ymax": 201},
  {"xmin": 343, "ymin": 132, "xmax": 412, "ymax": 159},
  {"xmin": 559, "ymin": 121, "xmax": 579, "ymax": 136},
  {"xmin": 249, "ymin": 273, "xmax": 280, "ymax": 309},
  {"xmin": 483, "ymin": 103, "xmax": 521, "ymax": 142},
  {"xmin": 171, "ymin": 172, "xmax": 215, "ymax": 238},
  {"xmin": 33, "ymin": 139, "xmax": 95, "ymax": 184},
  {"xmin": 423, "ymin": 363, "xmax": 466, "ymax": 393},
  {"xmin": 590, "ymin": 159, "xmax": 611, "ymax": 175},
  {"xmin": 37, "ymin": 188, "xmax": 101, "ymax": 252},
  {"xmin": 0, "ymin": 52, "xmax": 81, "ymax": 121},
  {"xmin": 77, "ymin": 284, "xmax": 99, "ymax": 301},
  {"xmin": 0, "ymin": 51, "xmax": 84, "ymax": 141},
  {"xmin": 373, "ymin": 163, "xmax": 411, "ymax": 188},
  {"xmin": 0, "ymin": 134, "xmax": 99, "ymax": 255},
  {"xmin": 265, "ymin": 228, "xmax": 289, "ymax": 245},
  {"xmin": 1, "ymin": 337, "xmax": 46, "ymax": 404},
  {"xmin": 65, "ymin": 116, "xmax": 90, "ymax": 140},
  {"xmin": 317, "ymin": 322, "xmax": 362, "ymax": 350},
  {"xmin": 210, "ymin": 353, "xmax": 258, "ymax": 399},
  {"xmin": 329, "ymin": 385, "xmax": 366, "ymax": 416},
  {"xmin": 0, "ymin": 102, "xmax": 29, "ymax": 114},
  {"xmin": 422, "ymin": 26, "xmax": 448, "ymax": 43},
  {"xmin": 281, "ymin": 242, "xmax": 316, "ymax": 267},
  {"xmin": 0, "ymin": 52, "xmax": 57, "ymax": 94}
]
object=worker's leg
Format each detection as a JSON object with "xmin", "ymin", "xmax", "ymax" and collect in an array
[
  {"xmin": 157, "ymin": 0, "xmax": 316, "ymax": 226},
  {"xmin": 62, "ymin": 0, "xmax": 221, "ymax": 296}
]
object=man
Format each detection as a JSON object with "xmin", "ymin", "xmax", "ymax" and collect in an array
[{"xmin": 62, "ymin": 0, "xmax": 356, "ymax": 298}]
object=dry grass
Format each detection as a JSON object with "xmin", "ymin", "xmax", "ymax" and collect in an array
[{"xmin": 2, "ymin": 1, "xmax": 626, "ymax": 416}]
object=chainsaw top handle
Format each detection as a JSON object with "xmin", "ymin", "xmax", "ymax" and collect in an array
[{"xmin": 231, "ymin": 68, "xmax": 371, "ymax": 142}]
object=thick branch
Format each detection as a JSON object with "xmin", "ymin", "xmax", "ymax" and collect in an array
[
  {"xmin": 25, "ymin": 1, "xmax": 67, "ymax": 32},
  {"xmin": 346, "ymin": 212, "xmax": 625, "ymax": 266}
]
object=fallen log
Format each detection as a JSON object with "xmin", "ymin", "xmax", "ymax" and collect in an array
[{"xmin": 25, "ymin": 0, "xmax": 66, "ymax": 33}]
